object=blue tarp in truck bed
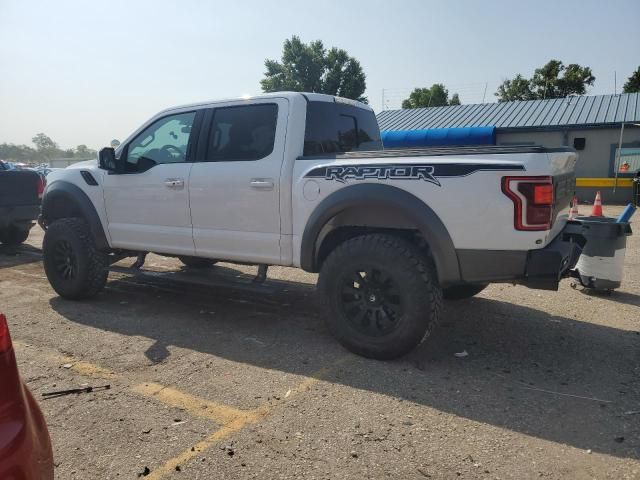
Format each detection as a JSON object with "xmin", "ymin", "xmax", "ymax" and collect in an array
[{"xmin": 381, "ymin": 126, "xmax": 496, "ymax": 149}]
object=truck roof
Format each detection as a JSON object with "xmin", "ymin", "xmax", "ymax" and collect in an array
[{"xmin": 158, "ymin": 92, "xmax": 373, "ymax": 116}]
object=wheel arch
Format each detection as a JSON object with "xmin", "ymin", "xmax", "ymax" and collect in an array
[
  {"xmin": 41, "ymin": 181, "xmax": 110, "ymax": 251},
  {"xmin": 300, "ymin": 183, "xmax": 461, "ymax": 286}
]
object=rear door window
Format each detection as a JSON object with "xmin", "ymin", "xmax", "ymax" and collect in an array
[
  {"xmin": 205, "ymin": 104, "xmax": 278, "ymax": 162},
  {"xmin": 303, "ymin": 101, "xmax": 382, "ymax": 156}
]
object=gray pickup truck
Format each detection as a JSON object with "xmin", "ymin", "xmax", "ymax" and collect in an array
[{"xmin": 0, "ymin": 160, "xmax": 43, "ymax": 245}]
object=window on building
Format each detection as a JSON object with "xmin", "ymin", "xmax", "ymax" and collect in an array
[{"xmin": 615, "ymin": 147, "xmax": 640, "ymax": 175}]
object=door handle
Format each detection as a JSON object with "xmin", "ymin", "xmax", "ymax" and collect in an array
[
  {"xmin": 250, "ymin": 178, "xmax": 275, "ymax": 190},
  {"xmin": 164, "ymin": 178, "xmax": 184, "ymax": 189}
]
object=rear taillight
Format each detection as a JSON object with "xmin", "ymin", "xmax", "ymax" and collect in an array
[
  {"xmin": 37, "ymin": 175, "xmax": 45, "ymax": 200},
  {"xmin": 502, "ymin": 176, "xmax": 554, "ymax": 231},
  {"xmin": 0, "ymin": 313, "xmax": 12, "ymax": 353}
]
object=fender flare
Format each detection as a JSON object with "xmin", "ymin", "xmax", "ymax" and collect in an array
[
  {"xmin": 41, "ymin": 180, "xmax": 110, "ymax": 250},
  {"xmin": 300, "ymin": 183, "xmax": 461, "ymax": 285}
]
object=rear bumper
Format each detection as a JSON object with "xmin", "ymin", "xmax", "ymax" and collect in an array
[
  {"xmin": 524, "ymin": 223, "xmax": 584, "ymax": 290},
  {"xmin": 0, "ymin": 205, "xmax": 40, "ymax": 228},
  {"xmin": 456, "ymin": 222, "xmax": 586, "ymax": 291}
]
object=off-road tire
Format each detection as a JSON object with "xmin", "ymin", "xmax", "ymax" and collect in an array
[
  {"xmin": 178, "ymin": 256, "xmax": 218, "ymax": 268},
  {"xmin": 443, "ymin": 284, "xmax": 488, "ymax": 300},
  {"xmin": 318, "ymin": 234, "xmax": 442, "ymax": 360},
  {"xmin": 0, "ymin": 225, "xmax": 31, "ymax": 245},
  {"xmin": 43, "ymin": 218, "xmax": 108, "ymax": 300}
]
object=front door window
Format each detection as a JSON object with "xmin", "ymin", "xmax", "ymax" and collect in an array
[{"xmin": 125, "ymin": 112, "xmax": 196, "ymax": 172}]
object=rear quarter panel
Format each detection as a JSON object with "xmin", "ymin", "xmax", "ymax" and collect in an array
[{"xmin": 292, "ymin": 151, "xmax": 575, "ymax": 265}]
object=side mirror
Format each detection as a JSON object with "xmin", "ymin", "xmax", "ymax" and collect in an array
[{"xmin": 99, "ymin": 147, "xmax": 117, "ymax": 171}]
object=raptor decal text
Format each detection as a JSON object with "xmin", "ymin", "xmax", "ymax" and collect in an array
[{"xmin": 304, "ymin": 163, "xmax": 525, "ymax": 186}]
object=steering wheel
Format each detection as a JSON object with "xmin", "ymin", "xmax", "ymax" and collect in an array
[{"xmin": 160, "ymin": 144, "xmax": 184, "ymax": 159}]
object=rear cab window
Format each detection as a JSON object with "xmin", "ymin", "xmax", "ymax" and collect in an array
[{"xmin": 303, "ymin": 101, "xmax": 382, "ymax": 156}]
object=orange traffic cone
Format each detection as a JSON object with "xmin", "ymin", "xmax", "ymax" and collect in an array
[
  {"xmin": 569, "ymin": 196, "xmax": 579, "ymax": 219},
  {"xmin": 590, "ymin": 191, "xmax": 603, "ymax": 217}
]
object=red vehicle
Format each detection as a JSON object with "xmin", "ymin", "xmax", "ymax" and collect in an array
[{"xmin": 0, "ymin": 313, "xmax": 54, "ymax": 479}]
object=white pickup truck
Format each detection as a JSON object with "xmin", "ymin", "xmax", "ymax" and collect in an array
[{"xmin": 39, "ymin": 92, "xmax": 585, "ymax": 359}]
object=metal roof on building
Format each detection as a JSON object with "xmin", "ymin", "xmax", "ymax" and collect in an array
[{"xmin": 376, "ymin": 93, "xmax": 640, "ymax": 132}]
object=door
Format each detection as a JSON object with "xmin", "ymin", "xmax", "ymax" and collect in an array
[
  {"xmin": 189, "ymin": 99, "xmax": 288, "ymax": 264},
  {"xmin": 102, "ymin": 110, "xmax": 199, "ymax": 255}
]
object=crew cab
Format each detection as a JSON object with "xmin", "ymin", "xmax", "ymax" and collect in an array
[
  {"xmin": 0, "ymin": 160, "xmax": 44, "ymax": 245},
  {"xmin": 39, "ymin": 92, "xmax": 584, "ymax": 359}
]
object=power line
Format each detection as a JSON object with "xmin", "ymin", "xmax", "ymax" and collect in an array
[{"xmin": 379, "ymin": 82, "xmax": 493, "ymax": 110}]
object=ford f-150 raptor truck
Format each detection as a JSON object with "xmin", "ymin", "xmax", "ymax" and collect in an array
[
  {"xmin": 39, "ymin": 92, "xmax": 584, "ymax": 359},
  {"xmin": 0, "ymin": 160, "xmax": 44, "ymax": 245}
]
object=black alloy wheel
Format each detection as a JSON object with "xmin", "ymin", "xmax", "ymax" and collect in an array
[
  {"xmin": 52, "ymin": 239, "xmax": 78, "ymax": 280},
  {"xmin": 339, "ymin": 267, "xmax": 404, "ymax": 338}
]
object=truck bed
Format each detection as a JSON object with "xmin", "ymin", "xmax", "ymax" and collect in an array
[{"xmin": 298, "ymin": 144, "xmax": 573, "ymax": 160}]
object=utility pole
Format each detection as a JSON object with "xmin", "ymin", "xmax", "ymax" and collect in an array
[
  {"xmin": 381, "ymin": 89, "xmax": 385, "ymax": 110},
  {"xmin": 614, "ymin": 122, "xmax": 625, "ymax": 192},
  {"xmin": 482, "ymin": 82, "xmax": 488, "ymax": 103},
  {"xmin": 614, "ymin": 71, "xmax": 617, "ymax": 95}
]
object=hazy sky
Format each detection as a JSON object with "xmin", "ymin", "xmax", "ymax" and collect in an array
[{"xmin": 1, "ymin": 0, "xmax": 638, "ymax": 149}]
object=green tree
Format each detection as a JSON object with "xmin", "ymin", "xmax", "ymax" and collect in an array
[
  {"xmin": 260, "ymin": 36, "xmax": 367, "ymax": 103},
  {"xmin": 0, "ymin": 143, "xmax": 39, "ymax": 162},
  {"xmin": 31, "ymin": 133, "xmax": 65, "ymax": 161},
  {"xmin": 75, "ymin": 144, "xmax": 96, "ymax": 158},
  {"xmin": 32, "ymin": 133, "xmax": 58, "ymax": 154},
  {"xmin": 1, "ymin": 137, "xmax": 96, "ymax": 163},
  {"xmin": 530, "ymin": 60, "xmax": 594, "ymax": 98},
  {"xmin": 623, "ymin": 66, "xmax": 640, "ymax": 93},
  {"xmin": 495, "ymin": 60, "xmax": 595, "ymax": 102},
  {"xmin": 401, "ymin": 84, "xmax": 460, "ymax": 108},
  {"xmin": 495, "ymin": 74, "xmax": 535, "ymax": 102}
]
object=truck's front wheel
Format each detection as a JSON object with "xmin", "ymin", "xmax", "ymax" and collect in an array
[
  {"xmin": 318, "ymin": 234, "xmax": 442, "ymax": 360},
  {"xmin": 43, "ymin": 218, "xmax": 108, "ymax": 300}
]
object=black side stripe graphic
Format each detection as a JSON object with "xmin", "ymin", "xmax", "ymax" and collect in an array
[{"xmin": 304, "ymin": 163, "xmax": 525, "ymax": 186}]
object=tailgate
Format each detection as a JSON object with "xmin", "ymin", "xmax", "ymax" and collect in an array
[
  {"xmin": 0, "ymin": 171, "xmax": 42, "ymax": 207},
  {"xmin": 548, "ymin": 149, "xmax": 578, "ymax": 239}
]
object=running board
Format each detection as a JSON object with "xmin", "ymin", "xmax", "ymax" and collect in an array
[{"xmin": 107, "ymin": 265, "xmax": 278, "ymax": 294}]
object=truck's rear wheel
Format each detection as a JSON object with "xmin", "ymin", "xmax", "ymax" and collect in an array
[
  {"xmin": 43, "ymin": 218, "xmax": 108, "ymax": 300},
  {"xmin": 178, "ymin": 256, "xmax": 218, "ymax": 268},
  {"xmin": 0, "ymin": 225, "xmax": 31, "ymax": 245},
  {"xmin": 318, "ymin": 234, "xmax": 442, "ymax": 360},
  {"xmin": 443, "ymin": 284, "xmax": 487, "ymax": 300}
]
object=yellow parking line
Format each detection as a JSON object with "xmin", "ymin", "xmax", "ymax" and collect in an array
[
  {"xmin": 146, "ymin": 356, "xmax": 352, "ymax": 479},
  {"xmin": 14, "ymin": 341, "xmax": 116, "ymax": 379},
  {"xmin": 69, "ymin": 360, "xmax": 117, "ymax": 379},
  {"xmin": 145, "ymin": 415, "xmax": 264, "ymax": 480},
  {"xmin": 132, "ymin": 382, "xmax": 258, "ymax": 425},
  {"xmin": 14, "ymin": 339, "xmax": 353, "ymax": 479}
]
